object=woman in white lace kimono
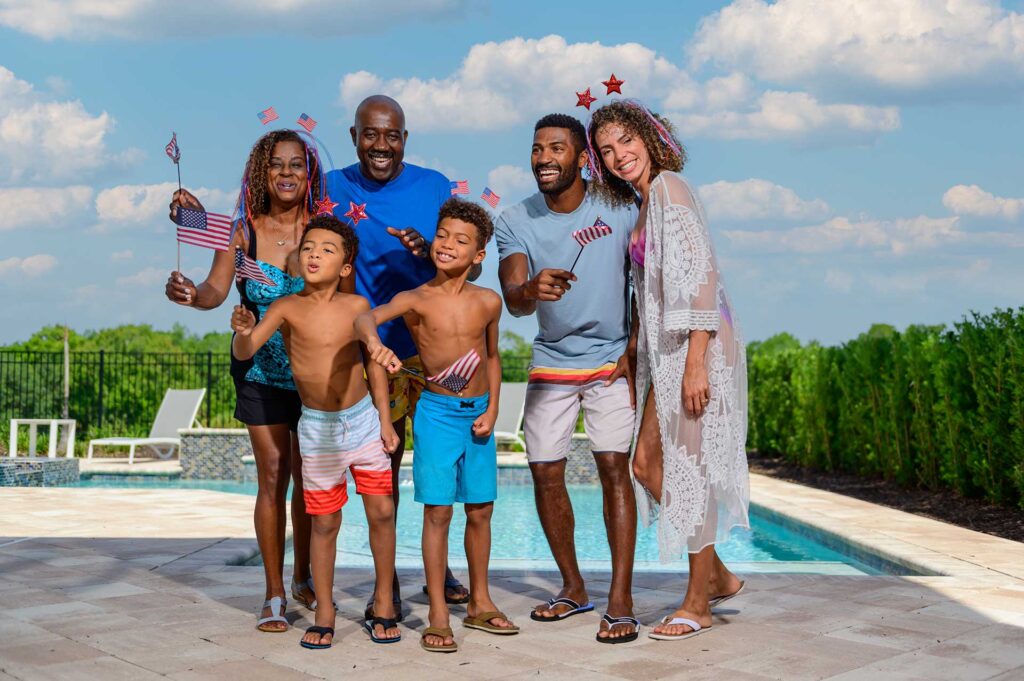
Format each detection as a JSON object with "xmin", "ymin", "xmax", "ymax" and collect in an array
[{"xmin": 589, "ymin": 101, "xmax": 749, "ymax": 641}]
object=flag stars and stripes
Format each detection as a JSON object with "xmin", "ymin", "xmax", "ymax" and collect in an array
[
  {"xmin": 173, "ymin": 207, "xmax": 232, "ymax": 251},
  {"xmin": 481, "ymin": 187, "xmax": 500, "ymax": 209},
  {"xmin": 572, "ymin": 217, "xmax": 613, "ymax": 246},
  {"xmin": 257, "ymin": 106, "xmax": 279, "ymax": 125},
  {"xmin": 234, "ymin": 247, "xmax": 277, "ymax": 287},
  {"xmin": 428, "ymin": 348, "xmax": 482, "ymax": 394},
  {"xmin": 450, "ymin": 180, "xmax": 469, "ymax": 195},
  {"xmin": 297, "ymin": 113, "xmax": 317, "ymax": 133}
]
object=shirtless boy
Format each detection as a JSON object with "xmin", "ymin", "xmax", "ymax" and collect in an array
[
  {"xmin": 355, "ymin": 198, "xmax": 518, "ymax": 653},
  {"xmin": 232, "ymin": 215, "xmax": 401, "ymax": 650}
]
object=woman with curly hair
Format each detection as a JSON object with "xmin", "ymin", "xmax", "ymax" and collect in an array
[
  {"xmin": 164, "ymin": 129, "xmax": 320, "ymax": 633},
  {"xmin": 589, "ymin": 101, "xmax": 749, "ymax": 641}
]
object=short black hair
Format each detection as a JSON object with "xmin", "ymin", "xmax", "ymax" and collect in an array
[
  {"xmin": 534, "ymin": 113, "xmax": 587, "ymax": 155},
  {"xmin": 302, "ymin": 214, "xmax": 358, "ymax": 263},
  {"xmin": 437, "ymin": 197, "xmax": 494, "ymax": 249}
]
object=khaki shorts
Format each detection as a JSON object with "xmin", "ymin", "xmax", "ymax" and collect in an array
[
  {"xmin": 386, "ymin": 355, "xmax": 424, "ymax": 424},
  {"xmin": 523, "ymin": 364, "xmax": 635, "ymax": 463}
]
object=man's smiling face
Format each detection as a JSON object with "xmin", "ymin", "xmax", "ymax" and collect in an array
[{"xmin": 350, "ymin": 98, "xmax": 407, "ymax": 183}]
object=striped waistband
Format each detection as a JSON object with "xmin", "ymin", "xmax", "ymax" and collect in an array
[
  {"xmin": 300, "ymin": 394, "xmax": 374, "ymax": 423},
  {"xmin": 527, "ymin": 363, "xmax": 617, "ymax": 387}
]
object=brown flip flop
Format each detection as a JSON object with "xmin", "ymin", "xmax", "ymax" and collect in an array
[
  {"xmin": 421, "ymin": 626, "xmax": 458, "ymax": 653},
  {"xmin": 463, "ymin": 611, "xmax": 520, "ymax": 635}
]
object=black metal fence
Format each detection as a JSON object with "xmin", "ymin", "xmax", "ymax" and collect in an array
[{"xmin": 0, "ymin": 351, "xmax": 533, "ymax": 446}]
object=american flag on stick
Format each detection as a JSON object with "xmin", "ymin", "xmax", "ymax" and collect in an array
[
  {"xmin": 164, "ymin": 132, "xmax": 180, "ymax": 164},
  {"xmin": 568, "ymin": 216, "xmax": 613, "ymax": 273},
  {"xmin": 450, "ymin": 180, "xmax": 469, "ymax": 195},
  {"xmin": 297, "ymin": 113, "xmax": 317, "ymax": 133},
  {"xmin": 174, "ymin": 207, "xmax": 232, "ymax": 251},
  {"xmin": 427, "ymin": 348, "xmax": 482, "ymax": 394},
  {"xmin": 481, "ymin": 187, "xmax": 500, "ymax": 209},
  {"xmin": 234, "ymin": 247, "xmax": 276, "ymax": 287},
  {"xmin": 257, "ymin": 106, "xmax": 279, "ymax": 125}
]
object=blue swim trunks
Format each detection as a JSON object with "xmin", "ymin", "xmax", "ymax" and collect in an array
[{"xmin": 412, "ymin": 391, "xmax": 497, "ymax": 505}]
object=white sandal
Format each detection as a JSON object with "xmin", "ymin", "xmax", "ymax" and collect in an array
[
  {"xmin": 256, "ymin": 595, "xmax": 288, "ymax": 632},
  {"xmin": 648, "ymin": 616, "xmax": 709, "ymax": 641}
]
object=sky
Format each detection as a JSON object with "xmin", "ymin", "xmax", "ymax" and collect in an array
[{"xmin": 0, "ymin": 0, "xmax": 1022, "ymax": 347}]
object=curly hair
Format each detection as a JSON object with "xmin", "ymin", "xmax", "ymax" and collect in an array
[
  {"xmin": 438, "ymin": 197, "xmax": 494, "ymax": 249},
  {"xmin": 239, "ymin": 129, "xmax": 322, "ymax": 220},
  {"xmin": 302, "ymin": 214, "xmax": 358, "ymax": 264},
  {"xmin": 587, "ymin": 100, "xmax": 686, "ymax": 207}
]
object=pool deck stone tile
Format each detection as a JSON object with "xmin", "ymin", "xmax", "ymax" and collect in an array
[{"xmin": 1, "ymin": 477, "xmax": 1023, "ymax": 679}]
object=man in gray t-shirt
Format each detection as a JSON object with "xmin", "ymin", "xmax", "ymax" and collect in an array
[{"xmin": 496, "ymin": 113, "xmax": 639, "ymax": 643}]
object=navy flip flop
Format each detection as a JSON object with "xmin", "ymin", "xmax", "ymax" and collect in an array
[
  {"xmin": 364, "ymin": 617, "xmax": 402, "ymax": 644},
  {"xmin": 530, "ymin": 597, "xmax": 595, "ymax": 622},
  {"xmin": 299, "ymin": 625, "xmax": 334, "ymax": 650}
]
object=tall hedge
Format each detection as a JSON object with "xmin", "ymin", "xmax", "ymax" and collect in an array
[{"xmin": 747, "ymin": 309, "xmax": 1024, "ymax": 508}]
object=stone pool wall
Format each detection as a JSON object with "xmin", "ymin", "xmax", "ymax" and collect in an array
[
  {"xmin": 0, "ymin": 457, "xmax": 79, "ymax": 486},
  {"xmin": 181, "ymin": 428, "xmax": 605, "ymax": 484}
]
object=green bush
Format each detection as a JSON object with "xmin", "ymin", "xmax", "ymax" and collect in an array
[{"xmin": 748, "ymin": 308, "xmax": 1024, "ymax": 509}]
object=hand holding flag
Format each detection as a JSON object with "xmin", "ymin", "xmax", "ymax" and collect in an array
[{"xmin": 568, "ymin": 217, "xmax": 613, "ymax": 273}]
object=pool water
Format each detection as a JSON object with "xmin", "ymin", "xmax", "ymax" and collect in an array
[{"xmin": 72, "ymin": 478, "xmax": 887, "ymax": 575}]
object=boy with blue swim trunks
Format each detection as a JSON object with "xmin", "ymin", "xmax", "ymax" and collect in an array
[{"xmin": 355, "ymin": 198, "xmax": 519, "ymax": 653}]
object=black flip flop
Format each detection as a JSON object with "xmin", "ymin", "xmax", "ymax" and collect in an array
[
  {"xmin": 530, "ymin": 597, "xmax": 595, "ymax": 622},
  {"xmin": 596, "ymin": 614, "xmax": 640, "ymax": 644},
  {"xmin": 299, "ymin": 625, "xmax": 334, "ymax": 650},
  {"xmin": 421, "ymin": 575, "xmax": 470, "ymax": 605},
  {"xmin": 364, "ymin": 616, "xmax": 402, "ymax": 644},
  {"xmin": 365, "ymin": 595, "xmax": 404, "ymax": 623}
]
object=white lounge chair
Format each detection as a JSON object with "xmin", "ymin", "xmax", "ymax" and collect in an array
[
  {"xmin": 87, "ymin": 388, "xmax": 206, "ymax": 464},
  {"xmin": 494, "ymin": 382, "xmax": 527, "ymax": 450}
]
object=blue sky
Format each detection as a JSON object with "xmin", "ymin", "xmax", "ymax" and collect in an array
[{"xmin": 1, "ymin": 0, "xmax": 1022, "ymax": 346}]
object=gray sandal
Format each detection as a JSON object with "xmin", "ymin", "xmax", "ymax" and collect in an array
[{"xmin": 256, "ymin": 595, "xmax": 288, "ymax": 632}]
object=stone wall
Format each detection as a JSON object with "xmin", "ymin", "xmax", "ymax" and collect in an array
[
  {"xmin": 0, "ymin": 458, "xmax": 79, "ymax": 486},
  {"xmin": 180, "ymin": 429, "xmax": 251, "ymax": 480}
]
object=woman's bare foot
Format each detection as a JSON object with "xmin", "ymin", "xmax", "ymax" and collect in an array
[
  {"xmin": 652, "ymin": 605, "xmax": 712, "ymax": 637},
  {"xmin": 258, "ymin": 595, "xmax": 288, "ymax": 632},
  {"xmin": 708, "ymin": 567, "xmax": 744, "ymax": 603}
]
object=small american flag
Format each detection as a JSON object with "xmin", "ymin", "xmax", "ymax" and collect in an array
[
  {"xmin": 481, "ymin": 187, "xmax": 500, "ymax": 209},
  {"xmin": 297, "ymin": 113, "xmax": 317, "ymax": 133},
  {"xmin": 234, "ymin": 247, "xmax": 276, "ymax": 287},
  {"xmin": 572, "ymin": 217, "xmax": 613, "ymax": 246},
  {"xmin": 164, "ymin": 132, "xmax": 180, "ymax": 164},
  {"xmin": 428, "ymin": 348, "xmax": 482, "ymax": 394},
  {"xmin": 450, "ymin": 180, "xmax": 469, "ymax": 195},
  {"xmin": 257, "ymin": 107, "xmax": 279, "ymax": 125},
  {"xmin": 173, "ymin": 207, "xmax": 232, "ymax": 251}
]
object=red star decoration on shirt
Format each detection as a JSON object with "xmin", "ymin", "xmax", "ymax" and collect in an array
[
  {"xmin": 575, "ymin": 88, "xmax": 597, "ymax": 110},
  {"xmin": 602, "ymin": 73, "xmax": 625, "ymax": 95},
  {"xmin": 344, "ymin": 201, "xmax": 368, "ymax": 227},
  {"xmin": 313, "ymin": 194, "xmax": 339, "ymax": 216}
]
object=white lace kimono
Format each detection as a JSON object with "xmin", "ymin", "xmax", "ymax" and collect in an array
[{"xmin": 632, "ymin": 172, "xmax": 750, "ymax": 560}]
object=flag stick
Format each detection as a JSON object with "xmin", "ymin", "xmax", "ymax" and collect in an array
[{"xmin": 568, "ymin": 244, "xmax": 585, "ymax": 274}]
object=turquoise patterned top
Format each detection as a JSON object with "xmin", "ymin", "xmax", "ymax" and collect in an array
[{"xmin": 244, "ymin": 260, "xmax": 305, "ymax": 390}]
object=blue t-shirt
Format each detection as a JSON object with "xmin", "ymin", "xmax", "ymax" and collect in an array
[
  {"xmin": 326, "ymin": 162, "xmax": 450, "ymax": 359},
  {"xmin": 495, "ymin": 191, "xmax": 636, "ymax": 368}
]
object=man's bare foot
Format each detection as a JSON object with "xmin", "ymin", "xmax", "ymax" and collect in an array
[
  {"xmin": 532, "ymin": 586, "xmax": 589, "ymax": 619},
  {"xmin": 596, "ymin": 597, "xmax": 636, "ymax": 640}
]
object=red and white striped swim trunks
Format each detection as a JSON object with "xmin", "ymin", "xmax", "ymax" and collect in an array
[{"xmin": 296, "ymin": 395, "xmax": 393, "ymax": 515}]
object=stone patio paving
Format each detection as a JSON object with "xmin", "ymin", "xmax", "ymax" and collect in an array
[{"xmin": 1, "ymin": 477, "xmax": 1022, "ymax": 680}]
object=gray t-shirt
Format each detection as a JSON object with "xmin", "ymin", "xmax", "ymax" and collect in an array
[{"xmin": 495, "ymin": 191, "xmax": 636, "ymax": 369}]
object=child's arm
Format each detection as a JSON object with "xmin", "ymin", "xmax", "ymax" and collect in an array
[
  {"xmin": 472, "ymin": 293, "xmax": 503, "ymax": 438},
  {"xmin": 231, "ymin": 300, "xmax": 288, "ymax": 360},
  {"xmin": 353, "ymin": 298, "xmax": 401, "ymax": 453},
  {"xmin": 353, "ymin": 291, "xmax": 417, "ymax": 373}
]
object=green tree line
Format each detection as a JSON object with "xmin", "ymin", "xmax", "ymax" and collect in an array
[{"xmin": 748, "ymin": 308, "xmax": 1024, "ymax": 509}]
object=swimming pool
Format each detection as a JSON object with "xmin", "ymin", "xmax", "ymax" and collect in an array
[{"xmin": 71, "ymin": 477, "xmax": 901, "ymax": 575}]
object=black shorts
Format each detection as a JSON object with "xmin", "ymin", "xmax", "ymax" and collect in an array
[{"xmin": 233, "ymin": 376, "xmax": 302, "ymax": 431}]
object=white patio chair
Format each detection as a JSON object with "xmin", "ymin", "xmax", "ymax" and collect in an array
[
  {"xmin": 494, "ymin": 382, "xmax": 527, "ymax": 450},
  {"xmin": 87, "ymin": 388, "xmax": 206, "ymax": 464}
]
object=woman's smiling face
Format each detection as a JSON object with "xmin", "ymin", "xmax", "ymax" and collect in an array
[
  {"xmin": 266, "ymin": 140, "xmax": 307, "ymax": 206},
  {"xmin": 595, "ymin": 122, "xmax": 650, "ymax": 186}
]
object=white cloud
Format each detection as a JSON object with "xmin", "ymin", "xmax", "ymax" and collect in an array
[
  {"xmin": 115, "ymin": 267, "xmax": 166, "ymax": 288},
  {"xmin": 110, "ymin": 249, "xmax": 133, "ymax": 261},
  {"xmin": 339, "ymin": 35, "xmax": 901, "ymax": 145},
  {"xmin": 724, "ymin": 215, "xmax": 964, "ymax": 255},
  {"xmin": 0, "ymin": 65, "xmax": 139, "ymax": 181},
  {"xmin": 671, "ymin": 91, "xmax": 900, "ymax": 143},
  {"xmin": 339, "ymin": 35, "xmax": 700, "ymax": 132},
  {"xmin": 942, "ymin": 184, "xmax": 1023, "ymax": 220},
  {"xmin": 864, "ymin": 258, "xmax": 993, "ymax": 295},
  {"xmin": 0, "ymin": 253, "xmax": 57, "ymax": 277},
  {"xmin": 690, "ymin": 0, "xmax": 1024, "ymax": 96},
  {"xmin": 486, "ymin": 165, "xmax": 535, "ymax": 204},
  {"xmin": 697, "ymin": 179, "xmax": 830, "ymax": 222},
  {"xmin": 0, "ymin": 0, "xmax": 474, "ymax": 39},
  {"xmin": 94, "ymin": 182, "xmax": 236, "ymax": 230},
  {"xmin": 0, "ymin": 186, "xmax": 93, "ymax": 230}
]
